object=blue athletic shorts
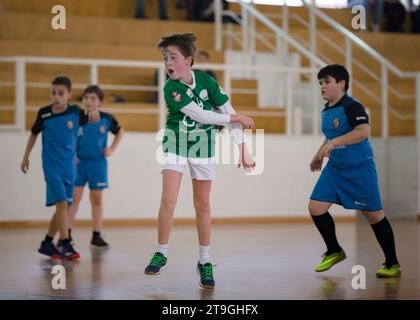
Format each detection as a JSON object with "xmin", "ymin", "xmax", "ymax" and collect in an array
[
  {"xmin": 310, "ymin": 159, "xmax": 383, "ymax": 211},
  {"xmin": 46, "ymin": 178, "xmax": 74, "ymax": 207},
  {"xmin": 75, "ymin": 158, "xmax": 108, "ymax": 190}
]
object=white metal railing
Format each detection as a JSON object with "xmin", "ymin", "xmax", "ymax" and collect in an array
[
  {"xmin": 215, "ymin": 0, "xmax": 420, "ymax": 137},
  {"xmin": 0, "ymin": 56, "xmax": 318, "ymax": 135}
]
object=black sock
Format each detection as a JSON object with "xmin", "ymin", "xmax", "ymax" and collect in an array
[
  {"xmin": 68, "ymin": 228, "xmax": 72, "ymax": 241},
  {"xmin": 370, "ymin": 217, "xmax": 399, "ymax": 267},
  {"xmin": 44, "ymin": 235, "xmax": 53, "ymax": 242},
  {"xmin": 311, "ymin": 211, "xmax": 342, "ymax": 254},
  {"xmin": 93, "ymin": 231, "xmax": 101, "ymax": 237}
]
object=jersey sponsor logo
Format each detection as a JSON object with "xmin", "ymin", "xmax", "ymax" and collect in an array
[
  {"xmin": 333, "ymin": 118, "xmax": 340, "ymax": 128},
  {"xmin": 356, "ymin": 116, "xmax": 366, "ymax": 120},
  {"xmin": 172, "ymin": 91, "xmax": 181, "ymax": 102},
  {"xmin": 199, "ymin": 89, "xmax": 208, "ymax": 101},
  {"xmin": 77, "ymin": 127, "xmax": 83, "ymax": 136},
  {"xmin": 41, "ymin": 112, "xmax": 52, "ymax": 119},
  {"xmin": 186, "ymin": 88, "xmax": 194, "ymax": 98},
  {"xmin": 67, "ymin": 120, "xmax": 74, "ymax": 129},
  {"xmin": 99, "ymin": 125, "xmax": 106, "ymax": 134}
]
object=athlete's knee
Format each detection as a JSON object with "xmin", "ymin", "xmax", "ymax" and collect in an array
[
  {"xmin": 90, "ymin": 193, "xmax": 103, "ymax": 207},
  {"xmin": 194, "ymin": 198, "xmax": 210, "ymax": 214},
  {"xmin": 161, "ymin": 195, "xmax": 177, "ymax": 211},
  {"xmin": 308, "ymin": 200, "xmax": 323, "ymax": 216}
]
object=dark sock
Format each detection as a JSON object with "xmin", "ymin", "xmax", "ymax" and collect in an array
[
  {"xmin": 370, "ymin": 217, "xmax": 399, "ymax": 267},
  {"xmin": 93, "ymin": 231, "xmax": 101, "ymax": 238},
  {"xmin": 62, "ymin": 238, "xmax": 71, "ymax": 246},
  {"xmin": 311, "ymin": 211, "xmax": 342, "ymax": 254},
  {"xmin": 44, "ymin": 235, "xmax": 53, "ymax": 242}
]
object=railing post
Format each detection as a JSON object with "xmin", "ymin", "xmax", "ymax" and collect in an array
[
  {"xmin": 15, "ymin": 58, "xmax": 26, "ymax": 132},
  {"xmin": 158, "ymin": 65, "xmax": 166, "ymax": 129},
  {"xmin": 286, "ymin": 70, "xmax": 293, "ymax": 135},
  {"xmin": 345, "ymin": 37, "xmax": 352, "ymax": 94},
  {"xmin": 223, "ymin": 68, "xmax": 231, "ymax": 98},
  {"xmin": 309, "ymin": 4, "xmax": 316, "ymax": 67},
  {"xmin": 241, "ymin": 4, "xmax": 248, "ymax": 53},
  {"xmin": 214, "ymin": 0, "xmax": 222, "ymax": 51},
  {"xmin": 381, "ymin": 64, "xmax": 388, "ymax": 138},
  {"xmin": 90, "ymin": 63, "xmax": 98, "ymax": 85},
  {"xmin": 250, "ymin": 0, "xmax": 256, "ymax": 54},
  {"xmin": 280, "ymin": 4, "xmax": 288, "ymax": 59}
]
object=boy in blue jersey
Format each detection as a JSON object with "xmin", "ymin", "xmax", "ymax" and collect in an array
[
  {"xmin": 308, "ymin": 64, "xmax": 401, "ymax": 278},
  {"xmin": 21, "ymin": 76, "xmax": 99, "ymax": 261},
  {"xmin": 66, "ymin": 85, "xmax": 124, "ymax": 248}
]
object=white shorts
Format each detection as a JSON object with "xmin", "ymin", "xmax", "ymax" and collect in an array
[{"xmin": 162, "ymin": 153, "xmax": 216, "ymax": 180}]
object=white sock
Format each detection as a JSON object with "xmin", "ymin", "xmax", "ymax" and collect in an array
[
  {"xmin": 157, "ymin": 244, "xmax": 168, "ymax": 257},
  {"xmin": 199, "ymin": 245, "xmax": 211, "ymax": 265}
]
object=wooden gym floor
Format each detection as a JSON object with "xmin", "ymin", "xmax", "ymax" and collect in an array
[{"xmin": 0, "ymin": 220, "xmax": 419, "ymax": 300}]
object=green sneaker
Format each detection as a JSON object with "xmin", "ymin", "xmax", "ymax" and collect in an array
[
  {"xmin": 315, "ymin": 250, "xmax": 346, "ymax": 272},
  {"xmin": 376, "ymin": 264, "xmax": 401, "ymax": 278},
  {"xmin": 196, "ymin": 262, "xmax": 215, "ymax": 289},
  {"xmin": 144, "ymin": 252, "xmax": 167, "ymax": 275}
]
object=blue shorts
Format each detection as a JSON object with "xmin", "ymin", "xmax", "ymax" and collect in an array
[
  {"xmin": 310, "ymin": 159, "xmax": 383, "ymax": 211},
  {"xmin": 75, "ymin": 158, "xmax": 108, "ymax": 190},
  {"xmin": 46, "ymin": 179, "xmax": 74, "ymax": 207}
]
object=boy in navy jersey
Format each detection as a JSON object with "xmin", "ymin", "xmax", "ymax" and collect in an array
[
  {"xmin": 66, "ymin": 85, "xmax": 124, "ymax": 248},
  {"xmin": 308, "ymin": 64, "xmax": 401, "ymax": 278},
  {"xmin": 21, "ymin": 76, "xmax": 99, "ymax": 261}
]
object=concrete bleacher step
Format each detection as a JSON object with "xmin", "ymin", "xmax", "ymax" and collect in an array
[
  {"xmin": 0, "ymin": 0, "xmax": 187, "ymax": 20},
  {"xmin": 0, "ymin": 2, "xmax": 418, "ymax": 136},
  {"xmin": 0, "ymin": 12, "xmax": 215, "ymax": 49}
]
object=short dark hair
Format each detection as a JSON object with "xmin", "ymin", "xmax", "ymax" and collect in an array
[
  {"xmin": 157, "ymin": 33, "xmax": 197, "ymax": 66},
  {"xmin": 317, "ymin": 64, "xmax": 349, "ymax": 92},
  {"xmin": 51, "ymin": 75, "xmax": 72, "ymax": 91},
  {"xmin": 82, "ymin": 85, "xmax": 104, "ymax": 102}
]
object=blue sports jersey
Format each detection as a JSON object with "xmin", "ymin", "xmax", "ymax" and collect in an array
[
  {"xmin": 76, "ymin": 111, "xmax": 121, "ymax": 160},
  {"xmin": 322, "ymin": 94, "xmax": 373, "ymax": 168},
  {"xmin": 31, "ymin": 104, "xmax": 89, "ymax": 182}
]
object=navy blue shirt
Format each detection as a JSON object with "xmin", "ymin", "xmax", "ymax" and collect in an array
[
  {"xmin": 321, "ymin": 94, "xmax": 373, "ymax": 168},
  {"xmin": 77, "ymin": 111, "xmax": 121, "ymax": 161},
  {"xmin": 31, "ymin": 104, "xmax": 88, "ymax": 182}
]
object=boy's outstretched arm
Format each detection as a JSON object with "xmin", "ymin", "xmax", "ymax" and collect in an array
[
  {"xmin": 319, "ymin": 124, "xmax": 370, "ymax": 159},
  {"xmin": 21, "ymin": 133, "xmax": 38, "ymax": 174},
  {"xmin": 103, "ymin": 128, "xmax": 124, "ymax": 157}
]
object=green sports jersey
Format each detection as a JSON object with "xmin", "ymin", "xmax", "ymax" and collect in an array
[{"xmin": 163, "ymin": 70, "xmax": 229, "ymax": 158}]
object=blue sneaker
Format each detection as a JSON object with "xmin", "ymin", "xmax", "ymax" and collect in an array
[
  {"xmin": 61, "ymin": 242, "xmax": 80, "ymax": 261},
  {"xmin": 197, "ymin": 262, "xmax": 215, "ymax": 289},
  {"xmin": 38, "ymin": 241, "xmax": 61, "ymax": 260},
  {"xmin": 57, "ymin": 234, "xmax": 74, "ymax": 248},
  {"xmin": 144, "ymin": 252, "xmax": 167, "ymax": 275}
]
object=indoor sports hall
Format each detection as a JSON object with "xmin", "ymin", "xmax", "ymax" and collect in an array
[{"xmin": 0, "ymin": 0, "xmax": 419, "ymax": 300}]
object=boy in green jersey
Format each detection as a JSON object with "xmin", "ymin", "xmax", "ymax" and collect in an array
[{"xmin": 144, "ymin": 33, "xmax": 256, "ymax": 289}]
